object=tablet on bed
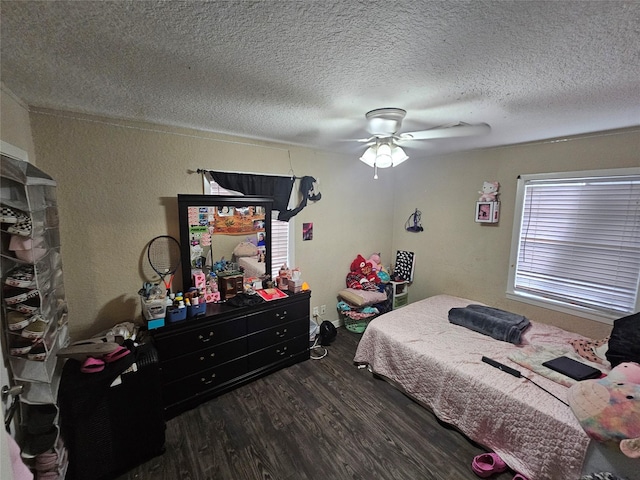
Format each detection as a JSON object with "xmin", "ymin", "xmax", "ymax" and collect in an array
[{"xmin": 542, "ymin": 356, "xmax": 601, "ymax": 381}]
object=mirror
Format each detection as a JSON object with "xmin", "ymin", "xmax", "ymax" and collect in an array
[{"xmin": 177, "ymin": 194, "xmax": 273, "ymax": 290}]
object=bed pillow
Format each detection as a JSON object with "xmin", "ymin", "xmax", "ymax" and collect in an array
[
  {"xmin": 606, "ymin": 312, "xmax": 640, "ymax": 368},
  {"xmin": 233, "ymin": 242, "xmax": 258, "ymax": 257},
  {"xmin": 569, "ymin": 337, "xmax": 610, "ymax": 366},
  {"xmin": 338, "ymin": 288, "xmax": 387, "ymax": 307}
]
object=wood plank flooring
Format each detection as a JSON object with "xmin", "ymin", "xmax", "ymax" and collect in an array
[{"xmin": 116, "ymin": 327, "xmax": 516, "ymax": 480}]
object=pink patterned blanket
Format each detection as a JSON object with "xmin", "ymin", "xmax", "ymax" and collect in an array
[{"xmin": 353, "ymin": 294, "xmax": 595, "ymax": 480}]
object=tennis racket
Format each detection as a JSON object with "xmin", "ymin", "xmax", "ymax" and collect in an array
[{"xmin": 147, "ymin": 235, "xmax": 181, "ymax": 293}]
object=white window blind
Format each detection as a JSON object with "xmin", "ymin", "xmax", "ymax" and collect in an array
[
  {"xmin": 509, "ymin": 170, "xmax": 640, "ymax": 320},
  {"xmin": 204, "ymin": 176, "xmax": 290, "ymax": 279}
]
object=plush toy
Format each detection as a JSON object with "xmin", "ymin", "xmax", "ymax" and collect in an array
[
  {"xmin": 479, "ymin": 181, "xmax": 500, "ymax": 202},
  {"xmin": 567, "ymin": 362, "xmax": 640, "ymax": 458},
  {"xmin": 368, "ymin": 253, "xmax": 382, "ymax": 272},
  {"xmin": 346, "ymin": 254, "xmax": 379, "ymax": 291}
]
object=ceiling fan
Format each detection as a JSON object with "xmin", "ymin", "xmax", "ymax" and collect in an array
[{"xmin": 355, "ymin": 107, "xmax": 491, "ymax": 178}]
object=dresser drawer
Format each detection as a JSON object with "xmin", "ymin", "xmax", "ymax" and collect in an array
[
  {"xmin": 154, "ymin": 318, "xmax": 247, "ymax": 358},
  {"xmin": 247, "ymin": 319, "xmax": 308, "ymax": 352},
  {"xmin": 247, "ymin": 299, "xmax": 309, "ymax": 333},
  {"xmin": 160, "ymin": 337, "xmax": 247, "ymax": 384},
  {"xmin": 162, "ymin": 357, "xmax": 248, "ymax": 407},
  {"xmin": 247, "ymin": 334, "xmax": 309, "ymax": 370}
]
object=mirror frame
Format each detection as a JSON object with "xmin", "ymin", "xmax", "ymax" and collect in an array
[{"xmin": 177, "ymin": 194, "xmax": 273, "ymax": 291}]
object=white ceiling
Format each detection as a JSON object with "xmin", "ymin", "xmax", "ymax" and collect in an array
[{"xmin": 1, "ymin": 1, "xmax": 639, "ymax": 158}]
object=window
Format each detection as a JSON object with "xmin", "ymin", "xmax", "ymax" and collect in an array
[
  {"xmin": 507, "ymin": 168, "xmax": 640, "ymax": 324},
  {"xmin": 204, "ymin": 177, "xmax": 292, "ymax": 279}
]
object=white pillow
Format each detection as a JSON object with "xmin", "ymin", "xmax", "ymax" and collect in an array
[
  {"xmin": 338, "ymin": 288, "xmax": 387, "ymax": 307},
  {"xmin": 233, "ymin": 242, "xmax": 259, "ymax": 257}
]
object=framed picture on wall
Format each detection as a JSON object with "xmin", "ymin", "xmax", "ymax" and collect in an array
[{"xmin": 475, "ymin": 201, "xmax": 500, "ymax": 223}]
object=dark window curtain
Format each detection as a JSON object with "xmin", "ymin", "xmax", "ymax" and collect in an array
[
  {"xmin": 207, "ymin": 171, "xmax": 321, "ymax": 222},
  {"xmin": 209, "ymin": 171, "xmax": 294, "ymax": 214}
]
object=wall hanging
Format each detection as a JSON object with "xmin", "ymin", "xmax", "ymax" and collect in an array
[{"xmin": 475, "ymin": 181, "xmax": 500, "ymax": 223}]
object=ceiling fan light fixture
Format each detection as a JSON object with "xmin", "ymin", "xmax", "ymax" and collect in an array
[
  {"xmin": 391, "ymin": 145, "xmax": 408, "ymax": 166},
  {"xmin": 375, "ymin": 143, "xmax": 393, "ymax": 168},
  {"xmin": 359, "ymin": 146, "xmax": 377, "ymax": 167}
]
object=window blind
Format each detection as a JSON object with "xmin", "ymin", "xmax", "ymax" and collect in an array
[{"xmin": 514, "ymin": 174, "xmax": 640, "ymax": 316}]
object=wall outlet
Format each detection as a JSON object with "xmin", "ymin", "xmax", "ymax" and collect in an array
[
  {"xmin": 320, "ymin": 304, "xmax": 326, "ymax": 315},
  {"xmin": 312, "ymin": 306, "xmax": 319, "ymax": 317}
]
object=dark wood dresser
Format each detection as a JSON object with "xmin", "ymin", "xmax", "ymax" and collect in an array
[{"xmin": 149, "ymin": 291, "xmax": 311, "ymax": 419}]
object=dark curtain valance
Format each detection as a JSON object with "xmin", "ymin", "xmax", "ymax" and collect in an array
[{"xmin": 206, "ymin": 171, "xmax": 321, "ymax": 222}]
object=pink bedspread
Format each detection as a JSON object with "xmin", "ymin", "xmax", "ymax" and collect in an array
[{"xmin": 353, "ymin": 294, "xmax": 594, "ymax": 480}]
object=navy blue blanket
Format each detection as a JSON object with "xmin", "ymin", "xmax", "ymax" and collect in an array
[{"xmin": 448, "ymin": 304, "xmax": 530, "ymax": 344}]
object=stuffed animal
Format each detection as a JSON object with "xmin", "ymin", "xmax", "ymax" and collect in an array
[
  {"xmin": 479, "ymin": 181, "xmax": 500, "ymax": 202},
  {"xmin": 346, "ymin": 254, "xmax": 379, "ymax": 291},
  {"xmin": 567, "ymin": 362, "xmax": 640, "ymax": 458},
  {"xmin": 368, "ymin": 253, "xmax": 382, "ymax": 272}
]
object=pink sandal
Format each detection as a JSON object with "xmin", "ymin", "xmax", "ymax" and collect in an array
[
  {"xmin": 472, "ymin": 453, "xmax": 507, "ymax": 478},
  {"xmin": 80, "ymin": 356, "xmax": 105, "ymax": 373},
  {"xmin": 103, "ymin": 345, "xmax": 130, "ymax": 363}
]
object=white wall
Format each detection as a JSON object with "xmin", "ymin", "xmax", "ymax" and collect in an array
[
  {"xmin": 28, "ymin": 108, "xmax": 395, "ymax": 339},
  {"xmin": 392, "ymin": 128, "xmax": 640, "ymax": 338}
]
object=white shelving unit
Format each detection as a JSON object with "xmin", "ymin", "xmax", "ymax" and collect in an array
[{"xmin": 1, "ymin": 154, "xmax": 69, "ymax": 476}]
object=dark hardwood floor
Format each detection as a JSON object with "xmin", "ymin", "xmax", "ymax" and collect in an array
[{"xmin": 116, "ymin": 327, "xmax": 516, "ymax": 480}]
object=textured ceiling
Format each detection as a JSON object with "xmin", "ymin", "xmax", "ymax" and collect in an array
[{"xmin": 1, "ymin": 1, "xmax": 639, "ymax": 158}]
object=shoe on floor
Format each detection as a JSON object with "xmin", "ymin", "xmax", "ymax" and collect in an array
[
  {"xmin": 472, "ymin": 452, "xmax": 507, "ymax": 478},
  {"xmin": 21, "ymin": 318, "xmax": 49, "ymax": 339}
]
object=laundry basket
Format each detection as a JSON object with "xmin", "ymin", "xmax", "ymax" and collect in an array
[{"xmin": 338, "ymin": 309, "xmax": 377, "ymax": 334}]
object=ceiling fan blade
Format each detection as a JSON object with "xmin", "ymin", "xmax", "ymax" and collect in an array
[
  {"xmin": 339, "ymin": 136, "xmax": 376, "ymax": 143},
  {"xmin": 399, "ymin": 122, "xmax": 491, "ymax": 141}
]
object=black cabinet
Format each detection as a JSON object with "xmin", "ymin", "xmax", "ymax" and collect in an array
[{"xmin": 150, "ymin": 291, "xmax": 310, "ymax": 419}]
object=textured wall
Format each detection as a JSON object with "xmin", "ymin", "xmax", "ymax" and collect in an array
[
  {"xmin": 392, "ymin": 128, "xmax": 640, "ymax": 339},
  {"xmin": 29, "ymin": 109, "xmax": 395, "ymax": 339}
]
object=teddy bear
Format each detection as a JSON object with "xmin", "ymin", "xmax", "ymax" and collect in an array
[
  {"xmin": 478, "ymin": 181, "xmax": 500, "ymax": 202},
  {"xmin": 346, "ymin": 254, "xmax": 379, "ymax": 291},
  {"xmin": 567, "ymin": 362, "xmax": 640, "ymax": 458}
]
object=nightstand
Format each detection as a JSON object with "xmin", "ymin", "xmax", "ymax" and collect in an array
[{"xmin": 390, "ymin": 281, "xmax": 409, "ymax": 309}]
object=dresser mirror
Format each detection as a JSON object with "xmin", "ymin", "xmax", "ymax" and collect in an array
[{"xmin": 177, "ymin": 194, "xmax": 273, "ymax": 290}]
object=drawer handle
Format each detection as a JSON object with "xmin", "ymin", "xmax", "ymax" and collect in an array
[
  {"xmin": 275, "ymin": 310, "xmax": 288, "ymax": 319},
  {"xmin": 276, "ymin": 328, "xmax": 288, "ymax": 338},
  {"xmin": 198, "ymin": 331, "xmax": 214, "ymax": 342},
  {"xmin": 201, "ymin": 372, "xmax": 216, "ymax": 385},
  {"xmin": 198, "ymin": 352, "xmax": 215, "ymax": 361},
  {"xmin": 276, "ymin": 346, "xmax": 288, "ymax": 356}
]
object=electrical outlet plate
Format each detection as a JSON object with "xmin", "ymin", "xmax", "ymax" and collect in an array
[
  {"xmin": 313, "ymin": 306, "xmax": 319, "ymax": 316},
  {"xmin": 320, "ymin": 305, "xmax": 326, "ymax": 315}
]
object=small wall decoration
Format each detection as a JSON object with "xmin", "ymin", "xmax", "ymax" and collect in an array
[
  {"xmin": 302, "ymin": 222, "xmax": 313, "ymax": 241},
  {"xmin": 475, "ymin": 181, "xmax": 500, "ymax": 224},
  {"xmin": 394, "ymin": 250, "xmax": 415, "ymax": 282}
]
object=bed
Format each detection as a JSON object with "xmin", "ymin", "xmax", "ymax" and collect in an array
[
  {"xmin": 353, "ymin": 294, "xmax": 636, "ymax": 480},
  {"xmin": 236, "ymin": 255, "xmax": 265, "ymax": 278}
]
